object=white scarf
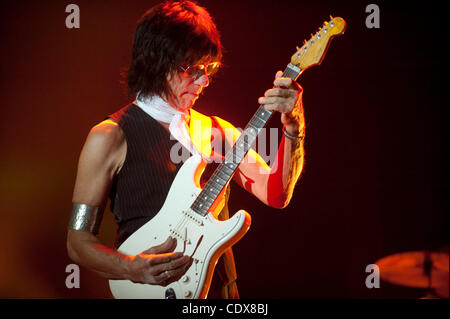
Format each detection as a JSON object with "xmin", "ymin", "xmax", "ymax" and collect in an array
[{"xmin": 135, "ymin": 94, "xmax": 201, "ymax": 157}]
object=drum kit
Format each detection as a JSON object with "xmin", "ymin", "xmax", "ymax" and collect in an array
[{"xmin": 376, "ymin": 247, "xmax": 449, "ymax": 298}]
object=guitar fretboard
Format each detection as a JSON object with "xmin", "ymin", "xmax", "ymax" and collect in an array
[{"xmin": 190, "ymin": 64, "xmax": 301, "ymax": 216}]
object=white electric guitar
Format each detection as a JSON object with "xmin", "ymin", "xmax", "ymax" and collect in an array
[{"xmin": 109, "ymin": 16, "xmax": 346, "ymax": 299}]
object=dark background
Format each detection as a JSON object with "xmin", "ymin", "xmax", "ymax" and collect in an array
[{"xmin": 0, "ymin": 0, "xmax": 447, "ymax": 299}]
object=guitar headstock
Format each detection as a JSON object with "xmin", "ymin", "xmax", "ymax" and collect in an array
[{"xmin": 291, "ymin": 16, "xmax": 346, "ymax": 71}]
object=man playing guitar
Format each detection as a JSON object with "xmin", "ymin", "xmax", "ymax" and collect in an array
[{"xmin": 67, "ymin": 0, "xmax": 305, "ymax": 299}]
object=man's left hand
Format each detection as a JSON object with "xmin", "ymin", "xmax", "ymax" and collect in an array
[{"xmin": 258, "ymin": 71, "xmax": 304, "ymax": 136}]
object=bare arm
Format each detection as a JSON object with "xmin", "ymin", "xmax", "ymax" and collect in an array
[
  {"xmin": 67, "ymin": 229, "xmax": 130, "ymax": 280},
  {"xmin": 68, "ymin": 120, "xmax": 192, "ymax": 285},
  {"xmin": 67, "ymin": 229, "xmax": 190, "ymax": 284}
]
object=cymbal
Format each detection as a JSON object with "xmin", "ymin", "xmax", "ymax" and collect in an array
[{"xmin": 376, "ymin": 251, "xmax": 449, "ymax": 290}]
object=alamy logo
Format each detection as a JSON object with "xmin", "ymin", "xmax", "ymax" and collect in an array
[
  {"xmin": 65, "ymin": 4, "xmax": 80, "ymax": 29},
  {"xmin": 365, "ymin": 264, "xmax": 380, "ymax": 288},
  {"xmin": 169, "ymin": 121, "xmax": 280, "ymax": 174},
  {"xmin": 365, "ymin": 4, "xmax": 380, "ymax": 29},
  {"xmin": 65, "ymin": 264, "xmax": 80, "ymax": 288}
]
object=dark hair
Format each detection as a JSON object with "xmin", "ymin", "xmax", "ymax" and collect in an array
[{"xmin": 127, "ymin": 1, "xmax": 222, "ymax": 99}]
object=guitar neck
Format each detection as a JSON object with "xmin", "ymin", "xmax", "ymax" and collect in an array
[
  {"xmin": 190, "ymin": 64, "xmax": 301, "ymax": 216},
  {"xmin": 190, "ymin": 15, "xmax": 346, "ymax": 216}
]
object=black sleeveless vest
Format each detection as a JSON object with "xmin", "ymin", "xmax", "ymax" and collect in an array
[{"xmin": 108, "ymin": 103, "xmax": 191, "ymax": 247}]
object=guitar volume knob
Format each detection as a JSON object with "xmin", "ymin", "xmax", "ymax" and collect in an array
[
  {"xmin": 184, "ymin": 290, "xmax": 192, "ymax": 298},
  {"xmin": 181, "ymin": 275, "xmax": 190, "ymax": 283}
]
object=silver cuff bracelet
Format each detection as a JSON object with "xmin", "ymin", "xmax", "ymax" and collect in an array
[{"xmin": 69, "ymin": 203, "xmax": 104, "ymax": 235}]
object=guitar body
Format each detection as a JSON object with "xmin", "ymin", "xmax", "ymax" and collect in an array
[{"xmin": 109, "ymin": 155, "xmax": 251, "ymax": 299}]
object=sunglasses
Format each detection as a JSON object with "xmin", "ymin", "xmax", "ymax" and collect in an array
[{"xmin": 179, "ymin": 61, "xmax": 220, "ymax": 79}]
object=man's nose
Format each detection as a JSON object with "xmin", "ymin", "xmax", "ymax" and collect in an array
[{"xmin": 195, "ymin": 70, "xmax": 209, "ymax": 87}]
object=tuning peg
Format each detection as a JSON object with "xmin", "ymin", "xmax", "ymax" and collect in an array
[
  {"xmin": 324, "ymin": 21, "xmax": 328, "ymax": 25},
  {"xmin": 296, "ymin": 46, "xmax": 301, "ymax": 51},
  {"xmin": 329, "ymin": 14, "xmax": 334, "ymax": 20}
]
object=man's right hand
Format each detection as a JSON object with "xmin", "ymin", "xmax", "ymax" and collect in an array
[{"xmin": 125, "ymin": 237, "xmax": 193, "ymax": 286}]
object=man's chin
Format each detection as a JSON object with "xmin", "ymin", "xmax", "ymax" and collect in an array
[
  {"xmin": 180, "ymin": 98, "xmax": 197, "ymax": 111},
  {"xmin": 178, "ymin": 103, "xmax": 194, "ymax": 112}
]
